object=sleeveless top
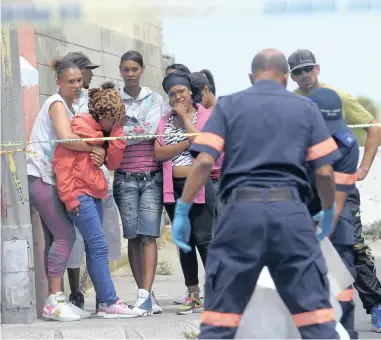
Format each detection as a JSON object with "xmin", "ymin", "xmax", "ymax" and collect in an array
[{"xmin": 26, "ymin": 93, "xmax": 74, "ymax": 186}]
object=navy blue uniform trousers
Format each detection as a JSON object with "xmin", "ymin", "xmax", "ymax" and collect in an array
[{"xmin": 198, "ymin": 189, "xmax": 339, "ymax": 339}]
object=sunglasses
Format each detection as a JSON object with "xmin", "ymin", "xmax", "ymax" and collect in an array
[{"xmin": 292, "ymin": 65, "xmax": 315, "ymax": 76}]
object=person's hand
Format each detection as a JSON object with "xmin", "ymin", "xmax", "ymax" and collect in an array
[
  {"xmin": 171, "ymin": 199, "xmax": 192, "ymax": 253},
  {"xmin": 355, "ymin": 167, "xmax": 369, "ymax": 181},
  {"xmin": 316, "ymin": 203, "xmax": 336, "ymax": 240},
  {"xmin": 70, "ymin": 205, "xmax": 80, "ymax": 216},
  {"xmin": 116, "ymin": 115, "xmax": 126, "ymax": 127},
  {"xmin": 172, "ymin": 103, "xmax": 188, "ymax": 118},
  {"xmin": 91, "ymin": 146, "xmax": 105, "ymax": 167}
]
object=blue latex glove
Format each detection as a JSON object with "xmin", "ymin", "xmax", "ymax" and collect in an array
[
  {"xmin": 313, "ymin": 210, "xmax": 324, "ymax": 221},
  {"xmin": 317, "ymin": 202, "xmax": 336, "ymax": 241},
  {"xmin": 171, "ymin": 199, "xmax": 192, "ymax": 253}
]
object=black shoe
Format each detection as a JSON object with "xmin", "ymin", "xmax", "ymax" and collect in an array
[{"xmin": 69, "ymin": 292, "xmax": 85, "ymax": 309}]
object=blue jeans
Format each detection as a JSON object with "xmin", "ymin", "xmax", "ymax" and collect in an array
[
  {"xmin": 113, "ymin": 170, "xmax": 163, "ymax": 239},
  {"xmin": 68, "ymin": 195, "xmax": 118, "ymax": 305}
]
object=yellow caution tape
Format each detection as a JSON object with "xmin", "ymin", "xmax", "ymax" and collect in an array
[
  {"xmin": 6, "ymin": 153, "xmax": 25, "ymax": 204},
  {"xmin": 0, "ymin": 123, "xmax": 380, "ymax": 204},
  {"xmin": 0, "ymin": 132, "xmax": 199, "ymax": 148},
  {"xmin": 1, "ymin": 123, "xmax": 381, "ymax": 149}
]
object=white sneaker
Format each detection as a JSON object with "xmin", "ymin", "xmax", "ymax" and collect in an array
[
  {"xmin": 97, "ymin": 299, "xmax": 139, "ymax": 319},
  {"xmin": 174, "ymin": 291, "xmax": 203, "ymax": 305},
  {"xmin": 132, "ymin": 289, "xmax": 153, "ymax": 316},
  {"xmin": 151, "ymin": 291, "xmax": 163, "ymax": 314},
  {"xmin": 42, "ymin": 292, "xmax": 80, "ymax": 322},
  {"xmin": 68, "ymin": 302, "xmax": 91, "ymax": 319},
  {"xmin": 173, "ymin": 292, "xmax": 188, "ymax": 305}
]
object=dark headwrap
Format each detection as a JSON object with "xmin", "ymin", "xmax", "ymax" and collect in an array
[
  {"xmin": 88, "ymin": 82, "xmax": 125, "ymax": 122},
  {"xmin": 162, "ymin": 72, "xmax": 192, "ymax": 94}
]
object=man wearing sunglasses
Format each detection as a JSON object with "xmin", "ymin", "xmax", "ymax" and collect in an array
[{"xmin": 288, "ymin": 49, "xmax": 381, "ymax": 333}]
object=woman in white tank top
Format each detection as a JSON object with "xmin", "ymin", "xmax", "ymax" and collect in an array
[{"xmin": 27, "ymin": 59, "xmax": 105, "ymax": 322}]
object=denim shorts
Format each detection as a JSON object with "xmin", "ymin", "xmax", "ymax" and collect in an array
[{"xmin": 113, "ymin": 170, "xmax": 163, "ymax": 239}]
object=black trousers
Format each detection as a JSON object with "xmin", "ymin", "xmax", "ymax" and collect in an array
[
  {"xmin": 165, "ymin": 178, "xmax": 215, "ymax": 286},
  {"xmin": 347, "ymin": 187, "xmax": 381, "ymax": 313}
]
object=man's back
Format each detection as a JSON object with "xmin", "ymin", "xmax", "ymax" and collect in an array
[{"xmin": 218, "ymin": 80, "xmax": 325, "ymax": 201}]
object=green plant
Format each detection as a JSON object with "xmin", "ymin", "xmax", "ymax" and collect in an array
[
  {"xmin": 182, "ymin": 331, "xmax": 199, "ymax": 340},
  {"xmin": 363, "ymin": 220, "xmax": 381, "ymax": 241},
  {"xmin": 156, "ymin": 259, "xmax": 173, "ymax": 275}
]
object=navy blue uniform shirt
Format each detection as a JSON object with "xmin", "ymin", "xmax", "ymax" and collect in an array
[
  {"xmin": 307, "ymin": 131, "xmax": 359, "ymax": 245},
  {"xmin": 190, "ymin": 80, "xmax": 342, "ymax": 201},
  {"xmin": 308, "ymin": 131, "xmax": 360, "ymax": 215}
]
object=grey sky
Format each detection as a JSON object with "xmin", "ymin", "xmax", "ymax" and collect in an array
[{"xmin": 162, "ymin": 10, "xmax": 381, "ymax": 103}]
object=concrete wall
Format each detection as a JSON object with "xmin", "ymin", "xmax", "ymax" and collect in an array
[
  {"xmin": 35, "ymin": 21, "xmax": 165, "ymax": 106},
  {"xmin": 31, "ymin": 20, "xmax": 166, "ymax": 311},
  {"xmin": 162, "ymin": 54, "xmax": 176, "ymax": 76},
  {"xmin": 1, "ymin": 27, "xmax": 36, "ymax": 324}
]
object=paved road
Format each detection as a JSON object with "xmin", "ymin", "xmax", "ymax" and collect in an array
[{"xmin": 3, "ymin": 243, "xmax": 381, "ymax": 339}]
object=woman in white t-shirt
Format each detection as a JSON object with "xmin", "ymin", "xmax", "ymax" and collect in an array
[{"xmin": 27, "ymin": 59, "xmax": 105, "ymax": 321}]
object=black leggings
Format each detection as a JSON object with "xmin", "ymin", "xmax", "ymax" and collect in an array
[{"xmin": 165, "ymin": 177, "xmax": 215, "ymax": 287}]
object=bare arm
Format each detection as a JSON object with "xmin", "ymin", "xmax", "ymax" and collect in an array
[
  {"xmin": 154, "ymin": 139, "xmax": 189, "ymax": 162},
  {"xmin": 330, "ymin": 191, "xmax": 347, "ymax": 234},
  {"xmin": 358, "ymin": 120, "xmax": 381, "ymax": 180},
  {"xmin": 315, "ymin": 164, "xmax": 336, "ymax": 210},
  {"xmin": 49, "ymin": 101, "xmax": 94, "ymax": 152}
]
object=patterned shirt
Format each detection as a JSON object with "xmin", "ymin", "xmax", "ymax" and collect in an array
[{"xmin": 164, "ymin": 112, "xmax": 198, "ymax": 167}]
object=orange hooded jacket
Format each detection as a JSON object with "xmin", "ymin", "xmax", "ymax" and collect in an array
[{"xmin": 53, "ymin": 113, "xmax": 126, "ymax": 210}]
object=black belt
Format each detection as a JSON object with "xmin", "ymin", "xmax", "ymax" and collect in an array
[
  {"xmin": 228, "ymin": 187, "xmax": 297, "ymax": 203},
  {"xmin": 116, "ymin": 170, "xmax": 160, "ymax": 179}
]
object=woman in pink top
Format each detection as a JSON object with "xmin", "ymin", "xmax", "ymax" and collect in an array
[
  {"xmin": 189, "ymin": 70, "xmax": 222, "ymax": 214},
  {"xmin": 154, "ymin": 72, "xmax": 215, "ymax": 315}
]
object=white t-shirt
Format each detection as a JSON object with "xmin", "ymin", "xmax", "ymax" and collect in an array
[{"xmin": 27, "ymin": 94, "xmax": 73, "ymax": 186}]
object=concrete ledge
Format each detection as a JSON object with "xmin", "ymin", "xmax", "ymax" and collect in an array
[{"xmin": 1, "ymin": 319, "xmax": 201, "ymax": 340}]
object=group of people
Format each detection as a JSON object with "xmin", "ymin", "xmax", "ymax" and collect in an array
[
  {"xmin": 169, "ymin": 48, "xmax": 381, "ymax": 339},
  {"xmin": 25, "ymin": 46, "xmax": 381, "ymax": 338},
  {"xmin": 26, "ymin": 50, "xmax": 220, "ymax": 321}
]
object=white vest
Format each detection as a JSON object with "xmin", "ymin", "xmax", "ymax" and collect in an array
[{"xmin": 26, "ymin": 94, "xmax": 73, "ymax": 185}]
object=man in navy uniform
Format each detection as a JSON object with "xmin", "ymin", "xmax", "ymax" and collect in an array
[
  {"xmin": 169, "ymin": 48, "xmax": 341, "ymax": 339},
  {"xmin": 308, "ymin": 88, "xmax": 360, "ymax": 339}
]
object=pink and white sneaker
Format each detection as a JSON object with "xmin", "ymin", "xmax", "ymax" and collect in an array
[
  {"xmin": 97, "ymin": 299, "xmax": 139, "ymax": 319},
  {"xmin": 42, "ymin": 292, "xmax": 80, "ymax": 322}
]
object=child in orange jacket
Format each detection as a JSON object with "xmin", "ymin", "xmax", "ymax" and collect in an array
[{"xmin": 54, "ymin": 82, "xmax": 139, "ymax": 318}]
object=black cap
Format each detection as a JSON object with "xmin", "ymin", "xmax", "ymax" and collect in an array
[
  {"xmin": 62, "ymin": 52, "xmax": 99, "ymax": 70},
  {"xmin": 308, "ymin": 88, "xmax": 350, "ymax": 136},
  {"xmin": 288, "ymin": 49, "xmax": 316, "ymax": 72}
]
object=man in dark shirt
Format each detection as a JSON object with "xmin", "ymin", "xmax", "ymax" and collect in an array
[
  {"xmin": 308, "ymin": 88, "xmax": 359, "ymax": 339},
  {"xmin": 170, "ymin": 48, "xmax": 341, "ymax": 339}
]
